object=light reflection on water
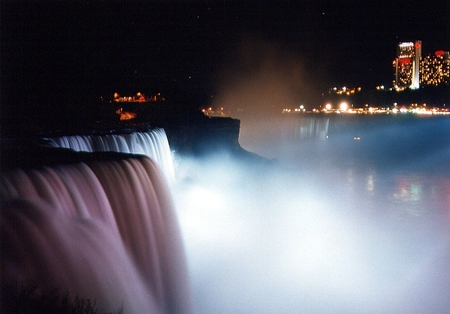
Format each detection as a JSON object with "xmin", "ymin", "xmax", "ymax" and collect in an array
[
  {"xmin": 391, "ymin": 175, "xmax": 450, "ymax": 217},
  {"xmin": 335, "ymin": 168, "xmax": 450, "ymax": 219},
  {"xmin": 239, "ymin": 114, "xmax": 450, "ymax": 218}
]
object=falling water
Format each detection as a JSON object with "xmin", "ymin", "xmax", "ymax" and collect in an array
[
  {"xmin": 1, "ymin": 156, "xmax": 193, "ymax": 313},
  {"xmin": 282, "ymin": 116, "xmax": 329, "ymax": 140},
  {"xmin": 44, "ymin": 128, "xmax": 175, "ymax": 181},
  {"xmin": 237, "ymin": 115, "xmax": 330, "ymax": 165}
]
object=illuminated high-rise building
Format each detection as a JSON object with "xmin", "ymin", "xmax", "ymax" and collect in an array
[
  {"xmin": 420, "ymin": 50, "xmax": 450, "ymax": 86},
  {"xmin": 393, "ymin": 40, "xmax": 422, "ymax": 90}
]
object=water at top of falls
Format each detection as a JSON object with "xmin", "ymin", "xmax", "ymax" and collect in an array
[
  {"xmin": 1, "ymin": 156, "xmax": 193, "ymax": 314},
  {"xmin": 45, "ymin": 128, "xmax": 175, "ymax": 181}
]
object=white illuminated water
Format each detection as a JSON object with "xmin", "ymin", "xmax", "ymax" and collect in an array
[
  {"xmin": 1, "ymin": 131, "xmax": 191, "ymax": 313},
  {"xmin": 45, "ymin": 128, "xmax": 175, "ymax": 181},
  {"xmin": 173, "ymin": 114, "xmax": 450, "ymax": 313},
  {"xmin": 2, "ymin": 117, "xmax": 450, "ymax": 313}
]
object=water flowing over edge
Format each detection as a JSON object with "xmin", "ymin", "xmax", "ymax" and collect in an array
[
  {"xmin": 1, "ymin": 156, "xmax": 193, "ymax": 314},
  {"xmin": 43, "ymin": 128, "xmax": 175, "ymax": 182}
]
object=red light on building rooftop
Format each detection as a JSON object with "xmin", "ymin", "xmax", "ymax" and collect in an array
[
  {"xmin": 435, "ymin": 50, "xmax": 445, "ymax": 56},
  {"xmin": 414, "ymin": 42, "xmax": 421, "ymax": 49}
]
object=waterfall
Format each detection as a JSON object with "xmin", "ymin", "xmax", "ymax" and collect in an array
[
  {"xmin": 1, "ymin": 156, "xmax": 193, "ymax": 314},
  {"xmin": 44, "ymin": 128, "xmax": 175, "ymax": 181},
  {"xmin": 294, "ymin": 117, "xmax": 329, "ymax": 140}
]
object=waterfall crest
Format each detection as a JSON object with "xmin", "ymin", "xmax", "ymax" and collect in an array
[
  {"xmin": 1, "ymin": 156, "xmax": 192, "ymax": 314},
  {"xmin": 45, "ymin": 128, "xmax": 175, "ymax": 181}
]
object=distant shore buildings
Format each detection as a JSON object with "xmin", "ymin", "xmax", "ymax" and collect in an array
[
  {"xmin": 393, "ymin": 40, "xmax": 449, "ymax": 91},
  {"xmin": 111, "ymin": 92, "xmax": 166, "ymax": 120},
  {"xmin": 113, "ymin": 92, "xmax": 165, "ymax": 103},
  {"xmin": 420, "ymin": 50, "xmax": 450, "ymax": 87},
  {"xmin": 295, "ymin": 41, "xmax": 450, "ymax": 113}
]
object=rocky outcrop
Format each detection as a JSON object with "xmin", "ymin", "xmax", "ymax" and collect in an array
[{"xmin": 164, "ymin": 116, "xmax": 241, "ymax": 156}]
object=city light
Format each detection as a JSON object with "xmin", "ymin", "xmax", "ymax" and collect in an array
[
  {"xmin": 112, "ymin": 92, "xmax": 165, "ymax": 103},
  {"xmin": 420, "ymin": 51, "xmax": 450, "ymax": 86},
  {"xmin": 116, "ymin": 108, "xmax": 137, "ymax": 120},
  {"xmin": 339, "ymin": 102, "xmax": 348, "ymax": 111},
  {"xmin": 394, "ymin": 41, "xmax": 421, "ymax": 90},
  {"xmin": 394, "ymin": 41, "xmax": 449, "ymax": 90},
  {"xmin": 201, "ymin": 40, "xmax": 448, "ymax": 118},
  {"xmin": 329, "ymin": 86, "xmax": 361, "ymax": 95}
]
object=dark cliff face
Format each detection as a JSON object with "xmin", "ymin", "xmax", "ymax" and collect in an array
[
  {"xmin": 165, "ymin": 116, "xmax": 242, "ymax": 156},
  {"xmin": 106, "ymin": 100, "xmax": 244, "ymax": 157}
]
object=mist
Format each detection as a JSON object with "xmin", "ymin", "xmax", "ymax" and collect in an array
[
  {"xmin": 172, "ymin": 147, "xmax": 450, "ymax": 313},
  {"xmin": 213, "ymin": 38, "xmax": 323, "ymax": 119},
  {"xmin": 170, "ymin": 40, "xmax": 450, "ymax": 313},
  {"xmin": 211, "ymin": 38, "xmax": 329, "ymax": 163}
]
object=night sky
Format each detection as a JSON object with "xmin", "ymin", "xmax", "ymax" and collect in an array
[{"xmin": 1, "ymin": 0, "xmax": 449, "ymax": 129}]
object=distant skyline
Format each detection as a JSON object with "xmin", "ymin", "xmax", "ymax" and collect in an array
[{"xmin": 2, "ymin": 0, "xmax": 449, "ymax": 114}]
